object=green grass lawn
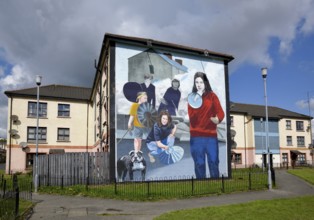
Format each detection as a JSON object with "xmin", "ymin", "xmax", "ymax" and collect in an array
[
  {"xmin": 155, "ymin": 195, "xmax": 314, "ymax": 220},
  {"xmin": 156, "ymin": 167, "xmax": 314, "ymax": 220},
  {"xmin": 287, "ymin": 167, "xmax": 314, "ymax": 185},
  {"xmin": 38, "ymin": 170, "xmax": 268, "ymax": 201}
]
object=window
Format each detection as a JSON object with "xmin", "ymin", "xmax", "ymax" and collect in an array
[
  {"xmin": 282, "ymin": 153, "xmax": 288, "ymax": 162},
  {"xmin": 286, "ymin": 120, "xmax": 291, "ymax": 130},
  {"xmin": 230, "ymin": 116, "xmax": 234, "ymax": 127},
  {"xmin": 235, "ymin": 154, "xmax": 242, "ymax": 164},
  {"xmin": 232, "ymin": 153, "xmax": 242, "ymax": 164},
  {"xmin": 297, "ymin": 136, "xmax": 305, "ymax": 147},
  {"xmin": 26, "ymin": 153, "xmax": 34, "ymax": 168},
  {"xmin": 296, "ymin": 121, "xmax": 304, "ymax": 131},
  {"xmin": 58, "ymin": 128, "xmax": 70, "ymax": 141},
  {"xmin": 27, "ymin": 127, "xmax": 47, "ymax": 143},
  {"xmin": 298, "ymin": 154, "xmax": 306, "ymax": 163},
  {"xmin": 58, "ymin": 104, "xmax": 70, "ymax": 117},
  {"xmin": 286, "ymin": 136, "xmax": 292, "ymax": 146},
  {"xmin": 28, "ymin": 102, "xmax": 47, "ymax": 117}
]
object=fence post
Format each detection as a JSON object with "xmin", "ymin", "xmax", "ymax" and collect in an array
[
  {"xmin": 147, "ymin": 181, "xmax": 150, "ymax": 197},
  {"xmin": 2, "ymin": 179, "xmax": 6, "ymax": 198},
  {"xmin": 30, "ymin": 181, "xmax": 33, "ymax": 200},
  {"xmin": 13, "ymin": 174, "xmax": 18, "ymax": 189},
  {"xmin": 114, "ymin": 178, "xmax": 117, "ymax": 195},
  {"xmin": 221, "ymin": 175, "xmax": 225, "ymax": 193},
  {"xmin": 191, "ymin": 176, "xmax": 194, "ymax": 195},
  {"xmin": 85, "ymin": 177, "xmax": 89, "ymax": 191},
  {"xmin": 248, "ymin": 172, "xmax": 252, "ymax": 190},
  {"xmin": 15, "ymin": 186, "xmax": 19, "ymax": 218},
  {"xmin": 61, "ymin": 175, "xmax": 64, "ymax": 189},
  {"xmin": 271, "ymin": 168, "xmax": 276, "ymax": 187}
]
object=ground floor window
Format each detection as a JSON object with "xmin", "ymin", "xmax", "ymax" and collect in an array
[
  {"xmin": 282, "ymin": 153, "xmax": 288, "ymax": 162},
  {"xmin": 231, "ymin": 153, "xmax": 242, "ymax": 164},
  {"xmin": 297, "ymin": 153, "xmax": 306, "ymax": 165},
  {"xmin": 26, "ymin": 153, "xmax": 34, "ymax": 168}
]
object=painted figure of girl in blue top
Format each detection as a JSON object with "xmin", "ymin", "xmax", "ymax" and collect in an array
[{"xmin": 146, "ymin": 110, "xmax": 177, "ymax": 163}]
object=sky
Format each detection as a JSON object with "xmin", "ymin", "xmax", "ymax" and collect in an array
[{"xmin": 1, "ymin": 0, "xmax": 314, "ymax": 139}]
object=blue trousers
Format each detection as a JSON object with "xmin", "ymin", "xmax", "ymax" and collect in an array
[
  {"xmin": 147, "ymin": 136, "xmax": 175, "ymax": 155},
  {"xmin": 190, "ymin": 137, "xmax": 219, "ymax": 179}
]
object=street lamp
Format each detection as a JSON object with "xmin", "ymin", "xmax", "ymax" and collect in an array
[
  {"xmin": 34, "ymin": 75, "xmax": 42, "ymax": 193},
  {"xmin": 261, "ymin": 67, "xmax": 272, "ymax": 190}
]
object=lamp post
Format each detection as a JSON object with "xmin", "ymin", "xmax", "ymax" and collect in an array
[
  {"xmin": 260, "ymin": 117, "xmax": 265, "ymax": 171},
  {"xmin": 261, "ymin": 68, "xmax": 272, "ymax": 190},
  {"xmin": 308, "ymin": 92, "xmax": 314, "ymax": 166},
  {"xmin": 34, "ymin": 75, "xmax": 42, "ymax": 193}
]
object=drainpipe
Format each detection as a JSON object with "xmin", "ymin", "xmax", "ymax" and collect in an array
[
  {"xmin": 95, "ymin": 59, "xmax": 103, "ymax": 152},
  {"xmin": 8, "ymin": 97, "xmax": 13, "ymax": 174}
]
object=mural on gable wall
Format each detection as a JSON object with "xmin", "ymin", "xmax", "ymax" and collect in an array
[{"xmin": 115, "ymin": 43, "xmax": 229, "ymax": 181}]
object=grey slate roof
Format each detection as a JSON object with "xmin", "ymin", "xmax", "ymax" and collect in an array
[
  {"xmin": 4, "ymin": 85, "xmax": 92, "ymax": 101},
  {"xmin": 230, "ymin": 102, "xmax": 311, "ymax": 120}
]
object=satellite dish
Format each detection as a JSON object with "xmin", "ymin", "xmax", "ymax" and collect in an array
[
  {"xmin": 11, "ymin": 134, "xmax": 20, "ymax": 139},
  {"xmin": 231, "ymin": 129, "xmax": 236, "ymax": 138},
  {"xmin": 19, "ymin": 142, "xmax": 28, "ymax": 148},
  {"xmin": 9, "ymin": 129, "xmax": 18, "ymax": 135},
  {"xmin": 11, "ymin": 115, "xmax": 18, "ymax": 122},
  {"xmin": 22, "ymin": 147, "xmax": 30, "ymax": 153},
  {"xmin": 231, "ymin": 140, "xmax": 237, "ymax": 149}
]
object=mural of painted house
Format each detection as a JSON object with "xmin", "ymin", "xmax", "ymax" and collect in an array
[{"xmin": 128, "ymin": 48, "xmax": 188, "ymax": 83}]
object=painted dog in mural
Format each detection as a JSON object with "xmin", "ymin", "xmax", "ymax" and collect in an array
[{"xmin": 117, "ymin": 150, "xmax": 146, "ymax": 182}]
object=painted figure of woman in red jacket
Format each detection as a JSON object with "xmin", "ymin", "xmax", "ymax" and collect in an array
[{"xmin": 188, "ymin": 72, "xmax": 225, "ymax": 179}]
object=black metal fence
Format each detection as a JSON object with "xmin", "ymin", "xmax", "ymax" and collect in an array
[
  {"xmin": 0, "ymin": 174, "xmax": 32, "ymax": 220},
  {"xmin": 38, "ymin": 170, "xmax": 269, "ymax": 199}
]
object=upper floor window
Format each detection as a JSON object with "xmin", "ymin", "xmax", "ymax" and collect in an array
[
  {"xmin": 27, "ymin": 127, "xmax": 47, "ymax": 143},
  {"xmin": 286, "ymin": 120, "xmax": 291, "ymax": 130},
  {"xmin": 58, "ymin": 104, "xmax": 70, "ymax": 117},
  {"xmin": 286, "ymin": 136, "xmax": 292, "ymax": 146},
  {"xmin": 58, "ymin": 128, "xmax": 70, "ymax": 141},
  {"xmin": 230, "ymin": 116, "xmax": 234, "ymax": 127},
  {"xmin": 297, "ymin": 136, "xmax": 305, "ymax": 147},
  {"xmin": 296, "ymin": 121, "xmax": 304, "ymax": 131},
  {"xmin": 28, "ymin": 102, "xmax": 47, "ymax": 117}
]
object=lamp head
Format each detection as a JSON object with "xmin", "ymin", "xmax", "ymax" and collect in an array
[
  {"xmin": 36, "ymin": 75, "xmax": 42, "ymax": 86},
  {"xmin": 261, "ymin": 68, "xmax": 267, "ymax": 79}
]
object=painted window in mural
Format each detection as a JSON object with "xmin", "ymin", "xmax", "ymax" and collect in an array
[{"xmin": 115, "ymin": 43, "xmax": 229, "ymax": 181}]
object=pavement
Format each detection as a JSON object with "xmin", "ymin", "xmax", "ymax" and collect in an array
[{"xmin": 29, "ymin": 169, "xmax": 314, "ymax": 220}]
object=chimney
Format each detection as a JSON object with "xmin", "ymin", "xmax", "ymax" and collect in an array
[
  {"xmin": 163, "ymin": 53, "xmax": 172, "ymax": 60},
  {"xmin": 175, "ymin": 59, "xmax": 183, "ymax": 65}
]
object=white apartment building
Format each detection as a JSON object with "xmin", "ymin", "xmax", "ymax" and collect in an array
[
  {"xmin": 4, "ymin": 85, "xmax": 98, "ymax": 173},
  {"xmin": 230, "ymin": 103, "xmax": 313, "ymax": 168}
]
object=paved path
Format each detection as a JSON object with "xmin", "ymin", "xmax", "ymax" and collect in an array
[{"xmin": 30, "ymin": 170, "xmax": 314, "ymax": 220}]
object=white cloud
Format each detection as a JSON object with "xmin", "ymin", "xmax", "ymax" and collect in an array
[
  {"xmin": 0, "ymin": 0, "xmax": 314, "ymax": 136},
  {"xmin": 296, "ymin": 97, "xmax": 314, "ymax": 115},
  {"xmin": 1, "ymin": 65, "xmax": 32, "ymax": 90}
]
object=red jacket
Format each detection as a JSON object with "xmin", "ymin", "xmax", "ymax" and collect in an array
[{"xmin": 188, "ymin": 91, "xmax": 224, "ymax": 137}]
